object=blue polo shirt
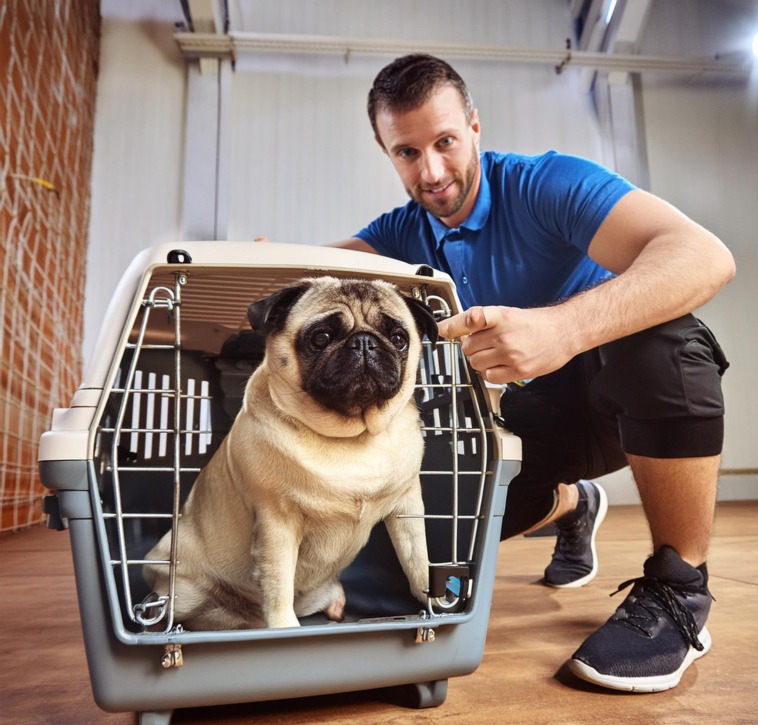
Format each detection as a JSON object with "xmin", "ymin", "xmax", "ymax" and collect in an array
[{"xmin": 355, "ymin": 150, "xmax": 635, "ymax": 309}]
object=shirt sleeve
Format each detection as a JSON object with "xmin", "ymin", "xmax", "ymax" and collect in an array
[
  {"xmin": 354, "ymin": 203, "xmax": 421, "ymax": 263},
  {"xmin": 521, "ymin": 152, "xmax": 636, "ymax": 253}
]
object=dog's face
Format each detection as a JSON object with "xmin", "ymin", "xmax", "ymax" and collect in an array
[{"xmin": 248, "ymin": 277, "xmax": 437, "ymax": 437}]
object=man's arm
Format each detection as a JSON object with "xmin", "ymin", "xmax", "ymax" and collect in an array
[
  {"xmin": 577, "ymin": 188, "xmax": 734, "ymax": 345},
  {"xmin": 256, "ymin": 236, "xmax": 379, "ymax": 254},
  {"xmin": 437, "ymin": 189, "xmax": 736, "ymax": 384},
  {"xmin": 331, "ymin": 238, "xmax": 379, "ymax": 253}
]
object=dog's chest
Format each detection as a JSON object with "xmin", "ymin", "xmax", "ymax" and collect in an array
[
  {"xmin": 292, "ymin": 428, "xmax": 419, "ymax": 481},
  {"xmin": 294, "ymin": 490, "xmax": 392, "ymax": 572},
  {"xmin": 287, "ymin": 471, "xmax": 405, "ymax": 524}
]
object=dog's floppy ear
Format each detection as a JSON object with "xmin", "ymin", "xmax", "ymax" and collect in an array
[
  {"xmin": 403, "ymin": 295, "xmax": 438, "ymax": 344},
  {"xmin": 248, "ymin": 284, "xmax": 310, "ymax": 336}
]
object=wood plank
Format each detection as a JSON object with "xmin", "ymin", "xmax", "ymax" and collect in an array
[{"xmin": 1, "ymin": 502, "xmax": 756, "ymax": 724}]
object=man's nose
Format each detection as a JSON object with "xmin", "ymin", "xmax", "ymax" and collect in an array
[{"xmin": 419, "ymin": 152, "xmax": 444, "ymax": 184}]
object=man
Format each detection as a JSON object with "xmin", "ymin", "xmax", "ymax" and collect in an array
[{"xmin": 335, "ymin": 54, "xmax": 735, "ymax": 692}]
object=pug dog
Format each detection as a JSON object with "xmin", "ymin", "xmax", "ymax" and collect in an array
[{"xmin": 144, "ymin": 276, "xmax": 438, "ymax": 630}]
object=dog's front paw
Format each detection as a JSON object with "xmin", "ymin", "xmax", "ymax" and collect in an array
[{"xmin": 266, "ymin": 611, "xmax": 301, "ymax": 629}]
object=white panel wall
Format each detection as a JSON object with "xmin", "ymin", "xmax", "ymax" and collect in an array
[
  {"xmin": 86, "ymin": 1, "xmax": 186, "ymax": 362},
  {"xmin": 226, "ymin": 55, "xmax": 606, "ymax": 244},
  {"xmin": 237, "ymin": 0, "xmax": 574, "ymax": 47},
  {"xmin": 636, "ymin": 0, "xmax": 758, "ymax": 501},
  {"xmin": 227, "ymin": 0, "xmax": 606, "ymax": 244}
]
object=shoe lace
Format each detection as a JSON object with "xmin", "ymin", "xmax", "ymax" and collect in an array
[
  {"xmin": 555, "ymin": 516, "xmax": 586, "ymax": 555},
  {"xmin": 611, "ymin": 576, "xmax": 708, "ymax": 651}
]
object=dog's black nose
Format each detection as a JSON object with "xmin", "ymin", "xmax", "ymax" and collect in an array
[{"xmin": 347, "ymin": 332, "xmax": 379, "ymax": 352}]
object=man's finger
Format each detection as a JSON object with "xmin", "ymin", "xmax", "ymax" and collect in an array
[
  {"xmin": 437, "ymin": 306, "xmax": 493, "ymax": 339},
  {"xmin": 483, "ymin": 365, "xmax": 518, "ymax": 385}
]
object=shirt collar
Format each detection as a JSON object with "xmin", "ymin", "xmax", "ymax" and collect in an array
[{"xmin": 427, "ymin": 152, "xmax": 492, "ymax": 245}]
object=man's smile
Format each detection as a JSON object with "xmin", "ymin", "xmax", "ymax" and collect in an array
[{"xmin": 423, "ymin": 181, "xmax": 454, "ymax": 197}]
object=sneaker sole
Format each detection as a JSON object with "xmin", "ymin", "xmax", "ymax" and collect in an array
[
  {"xmin": 568, "ymin": 626, "xmax": 712, "ymax": 692},
  {"xmin": 546, "ymin": 482, "xmax": 608, "ymax": 589}
]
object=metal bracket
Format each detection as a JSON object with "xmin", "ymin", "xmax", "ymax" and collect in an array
[
  {"xmin": 429, "ymin": 564, "xmax": 472, "ymax": 613},
  {"xmin": 161, "ymin": 643, "xmax": 184, "ymax": 669},
  {"xmin": 415, "ymin": 627, "xmax": 436, "ymax": 644}
]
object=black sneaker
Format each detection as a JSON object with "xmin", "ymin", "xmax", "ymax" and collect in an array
[
  {"xmin": 543, "ymin": 480, "xmax": 607, "ymax": 588},
  {"xmin": 568, "ymin": 545, "xmax": 712, "ymax": 692}
]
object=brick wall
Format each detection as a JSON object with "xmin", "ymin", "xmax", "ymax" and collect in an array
[{"xmin": 0, "ymin": 1, "xmax": 100, "ymax": 531}]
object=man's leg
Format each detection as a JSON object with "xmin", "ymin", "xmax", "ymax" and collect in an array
[
  {"xmin": 568, "ymin": 315, "xmax": 727, "ymax": 692},
  {"xmin": 629, "ymin": 453, "xmax": 720, "ymax": 566},
  {"xmin": 499, "ymin": 348, "xmax": 625, "ymax": 539},
  {"xmin": 517, "ymin": 482, "xmax": 579, "ymax": 535},
  {"xmin": 534, "ymin": 449, "xmax": 720, "ymax": 573},
  {"xmin": 499, "ymin": 350, "xmax": 625, "ymax": 591}
]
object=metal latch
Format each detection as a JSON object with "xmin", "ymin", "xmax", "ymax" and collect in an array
[
  {"xmin": 161, "ymin": 643, "xmax": 183, "ymax": 669},
  {"xmin": 429, "ymin": 564, "xmax": 472, "ymax": 613},
  {"xmin": 415, "ymin": 627, "xmax": 436, "ymax": 644}
]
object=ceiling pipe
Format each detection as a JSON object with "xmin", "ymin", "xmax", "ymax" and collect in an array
[{"xmin": 174, "ymin": 30, "xmax": 752, "ymax": 76}]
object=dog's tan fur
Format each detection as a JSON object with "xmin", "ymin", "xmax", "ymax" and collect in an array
[{"xmin": 144, "ymin": 277, "xmax": 433, "ymax": 630}]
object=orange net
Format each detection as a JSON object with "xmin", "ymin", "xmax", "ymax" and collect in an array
[{"xmin": 0, "ymin": 1, "xmax": 100, "ymax": 532}]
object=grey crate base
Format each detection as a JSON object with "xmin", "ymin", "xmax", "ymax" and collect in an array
[{"xmin": 65, "ymin": 462, "xmax": 516, "ymax": 717}]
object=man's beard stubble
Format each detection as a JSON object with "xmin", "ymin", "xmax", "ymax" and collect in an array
[{"xmin": 407, "ymin": 143, "xmax": 479, "ymax": 223}]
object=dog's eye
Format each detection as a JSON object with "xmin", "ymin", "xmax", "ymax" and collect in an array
[
  {"xmin": 390, "ymin": 330, "xmax": 409, "ymax": 351},
  {"xmin": 311, "ymin": 330, "xmax": 332, "ymax": 350}
]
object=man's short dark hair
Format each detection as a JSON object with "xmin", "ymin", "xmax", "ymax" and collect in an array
[{"xmin": 367, "ymin": 54, "xmax": 474, "ymax": 138}]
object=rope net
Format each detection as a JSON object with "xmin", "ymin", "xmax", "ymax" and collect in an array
[{"xmin": 0, "ymin": 1, "xmax": 100, "ymax": 532}]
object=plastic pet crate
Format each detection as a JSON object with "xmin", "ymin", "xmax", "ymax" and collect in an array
[{"xmin": 39, "ymin": 242, "xmax": 521, "ymax": 725}]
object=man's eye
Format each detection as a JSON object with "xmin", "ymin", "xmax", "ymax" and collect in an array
[
  {"xmin": 398, "ymin": 148, "xmax": 418, "ymax": 160},
  {"xmin": 438, "ymin": 137, "xmax": 454, "ymax": 149},
  {"xmin": 311, "ymin": 331, "xmax": 332, "ymax": 349}
]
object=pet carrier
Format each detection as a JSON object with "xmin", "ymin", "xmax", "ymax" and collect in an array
[{"xmin": 39, "ymin": 242, "xmax": 521, "ymax": 725}]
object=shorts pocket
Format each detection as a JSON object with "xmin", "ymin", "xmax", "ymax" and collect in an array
[{"xmin": 680, "ymin": 322, "xmax": 728, "ymax": 417}]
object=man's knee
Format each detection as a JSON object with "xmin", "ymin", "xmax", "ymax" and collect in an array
[{"xmin": 591, "ymin": 315, "xmax": 728, "ymax": 458}]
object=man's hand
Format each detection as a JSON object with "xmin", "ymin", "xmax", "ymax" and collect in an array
[{"xmin": 437, "ymin": 305, "xmax": 578, "ymax": 384}]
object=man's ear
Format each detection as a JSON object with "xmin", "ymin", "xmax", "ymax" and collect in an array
[{"xmin": 470, "ymin": 107, "xmax": 481, "ymax": 145}]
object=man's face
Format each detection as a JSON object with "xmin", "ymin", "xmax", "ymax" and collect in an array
[{"xmin": 374, "ymin": 85, "xmax": 481, "ymax": 229}]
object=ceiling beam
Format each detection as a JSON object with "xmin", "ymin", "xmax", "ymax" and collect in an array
[{"xmin": 173, "ymin": 30, "xmax": 752, "ymax": 77}]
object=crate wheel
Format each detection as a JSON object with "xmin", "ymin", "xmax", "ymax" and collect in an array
[
  {"xmin": 412, "ymin": 678, "xmax": 448, "ymax": 708},
  {"xmin": 138, "ymin": 710, "xmax": 174, "ymax": 725}
]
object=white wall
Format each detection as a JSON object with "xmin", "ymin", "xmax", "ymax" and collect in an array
[
  {"xmin": 87, "ymin": 0, "xmax": 758, "ymax": 503},
  {"xmin": 226, "ymin": 0, "xmax": 608, "ymax": 243},
  {"xmin": 86, "ymin": 1, "xmax": 186, "ymax": 362},
  {"xmin": 226, "ymin": 52, "xmax": 607, "ymax": 245},
  {"xmin": 637, "ymin": 0, "xmax": 758, "ymax": 501}
]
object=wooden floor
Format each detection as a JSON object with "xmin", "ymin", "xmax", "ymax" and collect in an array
[{"xmin": 2, "ymin": 501, "xmax": 756, "ymax": 725}]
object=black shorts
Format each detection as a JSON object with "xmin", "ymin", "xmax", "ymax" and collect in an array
[{"xmin": 498, "ymin": 314, "xmax": 729, "ymax": 539}]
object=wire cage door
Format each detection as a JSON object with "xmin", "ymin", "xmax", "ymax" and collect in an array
[{"xmin": 91, "ymin": 267, "xmax": 502, "ymax": 643}]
